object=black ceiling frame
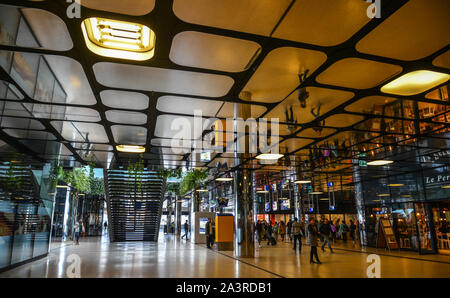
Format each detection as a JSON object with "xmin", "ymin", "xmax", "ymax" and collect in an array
[{"xmin": 0, "ymin": 0, "xmax": 447, "ymax": 175}]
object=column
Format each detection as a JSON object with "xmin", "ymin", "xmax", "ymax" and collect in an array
[
  {"xmin": 175, "ymin": 195, "xmax": 182, "ymax": 236},
  {"xmin": 352, "ymin": 158, "xmax": 367, "ymax": 246},
  {"xmin": 233, "ymin": 91, "xmax": 254, "ymax": 258}
]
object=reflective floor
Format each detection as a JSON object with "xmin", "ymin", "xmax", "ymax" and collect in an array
[{"xmin": 1, "ymin": 234, "xmax": 449, "ymax": 278}]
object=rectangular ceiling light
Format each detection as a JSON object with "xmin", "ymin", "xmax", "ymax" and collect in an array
[
  {"xmin": 294, "ymin": 180, "xmax": 312, "ymax": 184},
  {"xmin": 215, "ymin": 177, "xmax": 233, "ymax": 181},
  {"xmin": 367, "ymin": 160, "xmax": 393, "ymax": 166},
  {"xmin": 255, "ymin": 153, "xmax": 284, "ymax": 160},
  {"xmin": 387, "ymin": 184, "xmax": 404, "ymax": 187},
  {"xmin": 82, "ymin": 17, "xmax": 156, "ymax": 61},
  {"xmin": 381, "ymin": 70, "xmax": 449, "ymax": 96},
  {"xmin": 116, "ymin": 145, "xmax": 146, "ymax": 153}
]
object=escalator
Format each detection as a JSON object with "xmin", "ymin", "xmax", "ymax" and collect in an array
[{"xmin": 104, "ymin": 169, "xmax": 165, "ymax": 242}]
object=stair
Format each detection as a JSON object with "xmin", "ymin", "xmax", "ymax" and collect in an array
[{"xmin": 104, "ymin": 169, "xmax": 165, "ymax": 242}]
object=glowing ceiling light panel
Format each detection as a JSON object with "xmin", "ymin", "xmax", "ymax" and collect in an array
[
  {"xmin": 82, "ymin": 18, "xmax": 156, "ymax": 61},
  {"xmin": 381, "ymin": 70, "xmax": 449, "ymax": 96},
  {"xmin": 116, "ymin": 145, "xmax": 146, "ymax": 153},
  {"xmin": 294, "ymin": 180, "xmax": 312, "ymax": 184},
  {"xmin": 367, "ymin": 160, "xmax": 394, "ymax": 166},
  {"xmin": 255, "ymin": 153, "xmax": 284, "ymax": 160}
]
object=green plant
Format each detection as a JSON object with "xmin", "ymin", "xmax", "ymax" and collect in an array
[
  {"xmin": 127, "ymin": 154, "xmax": 144, "ymax": 192},
  {"xmin": 179, "ymin": 169, "xmax": 208, "ymax": 196}
]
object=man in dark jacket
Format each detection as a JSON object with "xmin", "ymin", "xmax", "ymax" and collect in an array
[
  {"xmin": 319, "ymin": 218, "xmax": 333, "ymax": 253},
  {"xmin": 181, "ymin": 220, "xmax": 189, "ymax": 240},
  {"xmin": 205, "ymin": 218, "xmax": 213, "ymax": 249}
]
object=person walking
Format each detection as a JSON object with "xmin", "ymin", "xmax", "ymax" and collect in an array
[
  {"xmin": 255, "ymin": 220, "xmax": 262, "ymax": 247},
  {"xmin": 340, "ymin": 220, "xmax": 349, "ymax": 243},
  {"xmin": 104, "ymin": 221, "xmax": 108, "ymax": 231},
  {"xmin": 307, "ymin": 218, "xmax": 321, "ymax": 264},
  {"xmin": 330, "ymin": 220, "xmax": 337, "ymax": 244},
  {"xmin": 319, "ymin": 218, "xmax": 333, "ymax": 253},
  {"xmin": 205, "ymin": 218, "xmax": 213, "ymax": 249},
  {"xmin": 273, "ymin": 221, "xmax": 279, "ymax": 241},
  {"xmin": 73, "ymin": 219, "xmax": 84, "ymax": 245},
  {"xmin": 266, "ymin": 221, "xmax": 273, "ymax": 246},
  {"xmin": 349, "ymin": 219, "xmax": 356, "ymax": 245},
  {"xmin": 279, "ymin": 221, "xmax": 286, "ymax": 242},
  {"xmin": 287, "ymin": 219, "xmax": 293, "ymax": 242},
  {"xmin": 181, "ymin": 220, "xmax": 189, "ymax": 240},
  {"xmin": 292, "ymin": 218, "xmax": 303, "ymax": 253}
]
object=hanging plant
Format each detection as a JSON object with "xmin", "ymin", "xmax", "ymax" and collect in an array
[{"xmin": 127, "ymin": 154, "xmax": 144, "ymax": 193}]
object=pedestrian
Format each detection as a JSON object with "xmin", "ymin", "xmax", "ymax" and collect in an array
[
  {"xmin": 319, "ymin": 218, "xmax": 333, "ymax": 253},
  {"xmin": 354, "ymin": 220, "xmax": 360, "ymax": 246},
  {"xmin": 181, "ymin": 220, "xmax": 189, "ymax": 240},
  {"xmin": 279, "ymin": 221, "xmax": 286, "ymax": 242},
  {"xmin": 73, "ymin": 219, "xmax": 84, "ymax": 245},
  {"xmin": 340, "ymin": 220, "xmax": 349, "ymax": 242},
  {"xmin": 273, "ymin": 221, "xmax": 279, "ymax": 241},
  {"xmin": 104, "ymin": 221, "xmax": 108, "ymax": 231},
  {"xmin": 330, "ymin": 220, "xmax": 337, "ymax": 243},
  {"xmin": 205, "ymin": 218, "xmax": 213, "ymax": 249},
  {"xmin": 266, "ymin": 221, "xmax": 273, "ymax": 246},
  {"xmin": 292, "ymin": 218, "xmax": 303, "ymax": 253},
  {"xmin": 287, "ymin": 219, "xmax": 293, "ymax": 242},
  {"xmin": 349, "ymin": 219, "xmax": 356, "ymax": 243},
  {"xmin": 255, "ymin": 220, "xmax": 262, "ymax": 246},
  {"xmin": 307, "ymin": 218, "xmax": 321, "ymax": 264}
]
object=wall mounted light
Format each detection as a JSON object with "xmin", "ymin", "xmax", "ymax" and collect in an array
[{"xmin": 255, "ymin": 153, "xmax": 283, "ymax": 160}]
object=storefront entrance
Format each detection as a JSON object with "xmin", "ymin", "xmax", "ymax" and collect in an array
[{"xmin": 432, "ymin": 201, "xmax": 450, "ymax": 254}]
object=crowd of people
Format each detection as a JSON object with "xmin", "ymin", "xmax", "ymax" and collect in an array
[{"xmin": 255, "ymin": 217, "xmax": 360, "ymax": 264}]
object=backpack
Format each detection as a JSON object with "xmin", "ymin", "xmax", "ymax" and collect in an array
[{"xmin": 330, "ymin": 224, "xmax": 336, "ymax": 233}]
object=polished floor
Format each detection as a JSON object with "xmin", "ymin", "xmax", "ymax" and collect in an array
[{"xmin": 1, "ymin": 234, "xmax": 449, "ymax": 278}]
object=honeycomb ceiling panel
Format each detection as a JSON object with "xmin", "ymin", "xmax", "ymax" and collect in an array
[
  {"xmin": 297, "ymin": 128, "xmax": 336, "ymax": 139},
  {"xmin": 3, "ymin": 129, "xmax": 56, "ymax": 140},
  {"xmin": 76, "ymin": 0, "xmax": 155, "ymax": 16},
  {"xmin": 273, "ymin": 0, "xmax": 371, "ymax": 46},
  {"xmin": 45, "ymin": 55, "xmax": 97, "ymax": 105},
  {"xmin": 324, "ymin": 114, "xmax": 364, "ymax": 128},
  {"xmin": 242, "ymin": 47, "xmax": 327, "ymax": 103},
  {"xmin": 93, "ymin": 63, "xmax": 234, "ymax": 97},
  {"xmin": 265, "ymin": 87, "xmax": 354, "ymax": 124},
  {"xmin": 156, "ymin": 96, "xmax": 223, "ymax": 117},
  {"xmin": 345, "ymin": 96, "xmax": 398, "ymax": 114},
  {"xmin": 170, "ymin": 31, "xmax": 261, "ymax": 72},
  {"xmin": 154, "ymin": 114, "xmax": 212, "ymax": 139},
  {"xmin": 21, "ymin": 8, "xmax": 73, "ymax": 51},
  {"xmin": 105, "ymin": 110, "xmax": 147, "ymax": 125},
  {"xmin": 356, "ymin": 0, "xmax": 450, "ymax": 61},
  {"xmin": 316, "ymin": 58, "xmax": 402, "ymax": 89},
  {"xmin": 54, "ymin": 121, "xmax": 109, "ymax": 143},
  {"xmin": 100, "ymin": 90, "xmax": 149, "ymax": 110},
  {"xmin": 111, "ymin": 125, "xmax": 147, "ymax": 145},
  {"xmin": 279, "ymin": 138, "xmax": 314, "ymax": 154},
  {"xmin": 173, "ymin": 0, "xmax": 292, "ymax": 36},
  {"xmin": 433, "ymin": 51, "xmax": 450, "ymax": 69},
  {"xmin": 0, "ymin": 117, "xmax": 44, "ymax": 130},
  {"xmin": 216, "ymin": 102, "xmax": 267, "ymax": 119},
  {"xmin": 26, "ymin": 104, "xmax": 101, "ymax": 122}
]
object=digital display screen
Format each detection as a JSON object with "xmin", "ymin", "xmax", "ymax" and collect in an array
[
  {"xmin": 281, "ymin": 199, "xmax": 290, "ymax": 210},
  {"xmin": 265, "ymin": 203, "xmax": 271, "ymax": 212},
  {"xmin": 199, "ymin": 218, "xmax": 208, "ymax": 234},
  {"xmin": 272, "ymin": 201, "xmax": 278, "ymax": 211}
]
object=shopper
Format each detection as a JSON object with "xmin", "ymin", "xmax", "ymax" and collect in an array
[
  {"xmin": 266, "ymin": 221, "xmax": 273, "ymax": 246},
  {"xmin": 181, "ymin": 220, "xmax": 189, "ymax": 240},
  {"xmin": 287, "ymin": 219, "xmax": 293, "ymax": 242},
  {"xmin": 205, "ymin": 218, "xmax": 213, "ymax": 249},
  {"xmin": 340, "ymin": 220, "xmax": 349, "ymax": 242},
  {"xmin": 73, "ymin": 219, "xmax": 84, "ymax": 245},
  {"xmin": 273, "ymin": 221, "xmax": 279, "ymax": 241},
  {"xmin": 255, "ymin": 220, "xmax": 263, "ymax": 246},
  {"xmin": 279, "ymin": 221, "xmax": 286, "ymax": 242},
  {"xmin": 349, "ymin": 219, "xmax": 356, "ymax": 244},
  {"xmin": 307, "ymin": 218, "xmax": 321, "ymax": 264},
  {"xmin": 330, "ymin": 220, "xmax": 337, "ymax": 243},
  {"xmin": 292, "ymin": 218, "xmax": 303, "ymax": 253},
  {"xmin": 319, "ymin": 218, "xmax": 333, "ymax": 253}
]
